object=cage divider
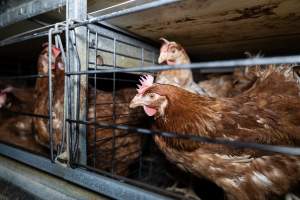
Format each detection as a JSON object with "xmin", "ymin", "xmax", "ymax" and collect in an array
[{"xmin": 47, "ymin": 29, "xmax": 54, "ymax": 162}]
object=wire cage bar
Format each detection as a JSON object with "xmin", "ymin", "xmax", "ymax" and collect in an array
[{"xmin": 0, "ymin": 0, "xmax": 300, "ymax": 200}]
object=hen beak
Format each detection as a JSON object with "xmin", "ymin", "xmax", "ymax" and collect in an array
[
  {"xmin": 158, "ymin": 53, "xmax": 167, "ymax": 64},
  {"xmin": 129, "ymin": 95, "xmax": 144, "ymax": 108}
]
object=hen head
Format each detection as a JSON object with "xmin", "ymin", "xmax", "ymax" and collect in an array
[
  {"xmin": 0, "ymin": 86, "xmax": 13, "ymax": 109},
  {"xmin": 130, "ymin": 74, "xmax": 167, "ymax": 117},
  {"xmin": 158, "ymin": 38, "xmax": 190, "ymax": 65},
  {"xmin": 37, "ymin": 43, "xmax": 64, "ymax": 73},
  {"xmin": 130, "ymin": 75, "xmax": 189, "ymax": 118}
]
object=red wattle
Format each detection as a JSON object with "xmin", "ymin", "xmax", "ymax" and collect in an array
[{"xmin": 143, "ymin": 106, "xmax": 157, "ymax": 116}]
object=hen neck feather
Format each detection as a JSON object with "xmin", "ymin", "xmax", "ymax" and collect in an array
[{"xmin": 151, "ymin": 85, "xmax": 219, "ymax": 151}]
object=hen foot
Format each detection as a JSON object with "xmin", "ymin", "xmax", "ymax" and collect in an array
[{"xmin": 167, "ymin": 181, "xmax": 202, "ymax": 200}]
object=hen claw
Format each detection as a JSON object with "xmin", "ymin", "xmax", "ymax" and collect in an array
[{"xmin": 167, "ymin": 181, "xmax": 202, "ymax": 200}]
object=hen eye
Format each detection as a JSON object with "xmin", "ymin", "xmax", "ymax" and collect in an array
[
  {"xmin": 149, "ymin": 94, "xmax": 155, "ymax": 98},
  {"xmin": 171, "ymin": 49, "xmax": 176, "ymax": 53}
]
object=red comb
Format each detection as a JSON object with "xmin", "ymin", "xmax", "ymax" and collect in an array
[
  {"xmin": 52, "ymin": 47, "xmax": 61, "ymax": 58},
  {"xmin": 137, "ymin": 75, "xmax": 154, "ymax": 94},
  {"xmin": 41, "ymin": 43, "xmax": 61, "ymax": 58}
]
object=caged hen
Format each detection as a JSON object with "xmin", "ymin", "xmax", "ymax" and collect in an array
[
  {"xmin": 33, "ymin": 45, "xmax": 142, "ymax": 175},
  {"xmin": 158, "ymin": 38, "xmax": 258, "ymax": 98},
  {"xmin": 33, "ymin": 44, "xmax": 64, "ymax": 148},
  {"xmin": 0, "ymin": 84, "xmax": 35, "ymax": 138},
  {"xmin": 157, "ymin": 38, "xmax": 205, "ymax": 94},
  {"xmin": 129, "ymin": 65, "xmax": 300, "ymax": 200}
]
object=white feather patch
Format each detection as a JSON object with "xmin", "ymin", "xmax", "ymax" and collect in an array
[{"xmin": 252, "ymin": 172, "xmax": 272, "ymax": 187}]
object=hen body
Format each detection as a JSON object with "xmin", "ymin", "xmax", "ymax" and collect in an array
[
  {"xmin": 130, "ymin": 66, "xmax": 300, "ymax": 200},
  {"xmin": 33, "ymin": 45, "xmax": 64, "ymax": 147}
]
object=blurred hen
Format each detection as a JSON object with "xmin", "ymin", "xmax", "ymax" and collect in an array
[
  {"xmin": 33, "ymin": 45, "xmax": 142, "ymax": 175},
  {"xmin": 157, "ymin": 38, "xmax": 205, "ymax": 94},
  {"xmin": 157, "ymin": 38, "xmax": 258, "ymax": 98}
]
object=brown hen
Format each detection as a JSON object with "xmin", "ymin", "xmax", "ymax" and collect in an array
[
  {"xmin": 129, "ymin": 66, "xmax": 300, "ymax": 200},
  {"xmin": 33, "ymin": 44, "xmax": 64, "ymax": 148}
]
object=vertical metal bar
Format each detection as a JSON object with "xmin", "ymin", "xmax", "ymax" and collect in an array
[
  {"xmin": 66, "ymin": 0, "xmax": 88, "ymax": 166},
  {"xmin": 48, "ymin": 29, "xmax": 54, "ymax": 162},
  {"xmin": 141, "ymin": 48, "xmax": 144, "ymax": 66},
  {"xmin": 65, "ymin": 21, "xmax": 71, "ymax": 165},
  {"xmin": 111, "ymin": 38, "xmax": 117, "ymax": 174},
  {"xmin": 56, "ymin": 32, "xmax": 67, "ymax": 155},
  {"xmin": 139, "ymin": 47, "xmax": 144, "ymax": 178},
  {"xmin": 93, "ymin": 32, "xmax": 98, "ymax": 168}
]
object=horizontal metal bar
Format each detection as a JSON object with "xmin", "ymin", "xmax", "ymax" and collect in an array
[
  {"xmin": 88, "ymin": 65, "xmax": 151, "ymax": 73},
  {"xmin": 0, "ymin": 143, "xmax": 172, "ymax": 200},
  {"xmin": 67, "ymin": 119, "xmax": 300, "ymax": 156},
  {"xmin": 6, "ymin": 110, "xmax": 49, "ymax": 119},
  {"xmin": 89, "ymin": 0, "xmax": 138, "ymax": 16},
  {"xmin": 75, "ymin": 163, "xmax": 183, "ymax": 200},
  {"xmin": 0, "ymin": 28, "xmax": 53, "ymax": 47},
  {"xmin": 66, "ymin": 55, "xmax": 300, "ymax": 75},
  {"xmin": 0, "ymin": 74, "xmax": 48, "ymax": 80},
  {"xmin": 88, "ymin": 0, "xmax": 180, "ymax": 24},
  {"xmin": 0, "ymin": 0, "xmax": 66, "ymax": 28},
  {"xmin": 0, "ymin": 2, "xmax": 162, "ymax": 49}
]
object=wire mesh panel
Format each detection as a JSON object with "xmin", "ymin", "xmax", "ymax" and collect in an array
[
  {"xmin": 0, "ymin": 40, "xmax": 59, "ymax": 160},
  {"xmin": 64, "ymin": 23, "xmax": 160, "ymax": 177}
]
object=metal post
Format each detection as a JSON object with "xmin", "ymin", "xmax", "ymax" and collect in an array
[{"xmin": 66, "ymin": 0, "xmax": 88, "ymax": 165}]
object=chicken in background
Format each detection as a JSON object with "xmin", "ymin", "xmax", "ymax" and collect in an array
[
  {"xmin": 33, "ymin": 44, "xmax": 64, "ymax": 148},
  {"xmin": 129, "ymin": 65, "xmax": 300, "ymax": 200},
  {"xmin": 0, "ymin": 84, "xmax": 35, "ymax": 138},
  {"xmin": 157, "ymin": 38, "xmax": 205, "ymax": 94},
  {"xmin": 198, "ymin": 52, "xmax": 261, "ymax": 98},
  {"xmin": 198, "ymin": 67, "xmax": 258, "ymax": 98},
  {"xmin": 33, "ymin": 47, "xmax": 142, "ymax": 175},
  {"xmin": 157, "ymin": 38, "xmax": 261, "ymax": 98}
]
